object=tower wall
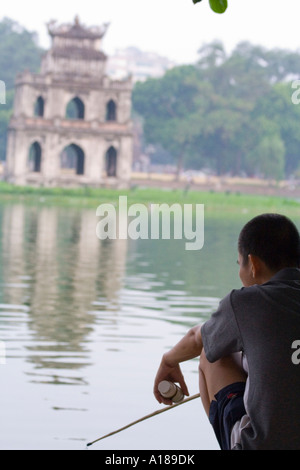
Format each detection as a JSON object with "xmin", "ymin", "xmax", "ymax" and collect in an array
[{"xmin": 6, "ymin": 18, "xmax": 133, "ymax": 188}]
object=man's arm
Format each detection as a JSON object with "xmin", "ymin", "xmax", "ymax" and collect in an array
[{"xmin": 153, "ymin": 325, "xmax": 203, "ymax": 405}]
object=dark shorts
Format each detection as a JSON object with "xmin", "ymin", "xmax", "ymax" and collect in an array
[{"xmin": 209, "ymin": 381, "xmax": 246, "ymax": 450}]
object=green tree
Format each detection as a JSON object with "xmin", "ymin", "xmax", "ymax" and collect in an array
[
  {"xmin": 244, "ymin": 116, "xmax": 285, "ymax": 180},
  {"xmin": 247, "ymin": 134, "xmax": 285, "ymax": 181},
  {"xmin": 133, "ymin": 65, "xmax": 204, "ymax": 176},
  {"xmin": 251, "ymin": 83, "xmax": 300, "ymax": 176},
  {"xmin": 0, "ymin": 18, "xmax": 43, "ymax": 161},
  {"xmin": 192, "ymin": 41, "xmax": 274, "ymax": 175},
  {"xmin": 133, "ymin": 40, "xmax": 300, "ymax": 179},
  {"xmin": 0, "ymin": 90, "xmax": 14, "ymax": 161},
  {"xmin": 0, "ymin": 17, "xmax": 43, "ymax": 90}
]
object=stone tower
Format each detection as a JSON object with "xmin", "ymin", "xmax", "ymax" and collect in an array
[{"xmin": 6, "ymin": 17, "xmax": 133, "ymax": 188}]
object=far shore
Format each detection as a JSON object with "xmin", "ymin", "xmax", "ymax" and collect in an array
[
  {"xmin": 131, "ymin": 172, "xmax": 300, "ymax": 199},
  {"xmin": 0, "ymin": 174, "xmax": 299, "ymax": 218}
]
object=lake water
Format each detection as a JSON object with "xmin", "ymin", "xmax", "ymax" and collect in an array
[{"xmin": 0, "ymin": 201, "xmax": 261, "ymax": 450}]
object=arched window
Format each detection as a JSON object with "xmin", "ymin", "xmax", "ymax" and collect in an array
[
  {"xmin": 28, "ymin": 142, "xmax": 42, "ymax": 172},
  {"xmin": 106, "ymin": 99, "xmax": 117, "ymax": 121},
  {"xmin": 34, "ymin": 96, "xmax": 44, "ymax": 117},
  {"xmin": 60, "ymin": 144, "xmax": 85, "ymax": 175},
  {"xmin": 106, "ymin": 146, "xmax": 117, "ymax": 177},
  {"xmin": 66, "ymin": 97, "xmax": 85, "ymax": 120}
]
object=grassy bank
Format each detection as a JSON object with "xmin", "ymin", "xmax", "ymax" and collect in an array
[{"xmin": 0, "ymin": 181, "xmax": 299, "ymax": 217}]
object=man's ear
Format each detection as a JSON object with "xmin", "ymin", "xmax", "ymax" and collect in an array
[{"xmin": 248, "ymin": 254, "xmax": 263, "ymax": 278}]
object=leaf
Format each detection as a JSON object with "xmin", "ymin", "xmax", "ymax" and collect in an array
[
  {"xmin": 192, "ymin": 0, "xmax": 203, "ymax": 4},
  {"xmin": 209, "ymin": 0, "xmax": 228, "ymax": 13}
]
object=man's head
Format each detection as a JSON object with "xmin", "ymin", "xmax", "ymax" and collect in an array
[{"xmin": 238, "ymin": 213, "xmax": 300, "ymax": 287}]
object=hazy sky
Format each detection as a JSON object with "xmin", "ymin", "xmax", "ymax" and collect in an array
[{"xmin": 2, "ymin": 0, "xmax": 300, "ymax": 64}]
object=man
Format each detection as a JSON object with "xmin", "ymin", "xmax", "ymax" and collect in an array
[{"xmin": 154, "ymin": 213, "xmax": 300, "ymax": 450}]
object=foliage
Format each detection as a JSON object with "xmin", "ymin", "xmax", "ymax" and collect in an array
[
  {"xmin": 193, "ymin": 0, "xmax": 228, "ymax": 14},
  {"xmin": 133, "ymin": 41, "xmax": 300, "ymax": 178},
  {"xmin": 0, "ymin": 17, "xmax": 43, "ymax": 90},
  {"xmin": 0, "ymin": 18, "xmax": 44, "ymax": 160},
  {"xmin": 133, "ymin": 66, "xmax": 204, "ymax": 176}
]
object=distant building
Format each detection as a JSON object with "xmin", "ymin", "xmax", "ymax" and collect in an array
[
  {"xmin": 107, "ymin": 46, "xmax": 176, "ymax": 82},
  {"xmin": 6, "ymin": 16, "xmax": 133, "ymax": 188}
]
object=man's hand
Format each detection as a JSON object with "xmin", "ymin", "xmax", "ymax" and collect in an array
[
  {"xmin": 153, "ymin": 354, "xmax": 189, "ymax": 405},
  {"xmin": 153, "ymin": 325, "xmax": 203, "ymax": 404}
]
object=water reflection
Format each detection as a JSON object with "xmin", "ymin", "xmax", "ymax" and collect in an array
[
  {"xmin": 0, "ymin": 203, "xmax": 128, "ymax": 385},
  {"xmin": 0, "ymin": 203, "xmax": 243, "ymax": 383}
]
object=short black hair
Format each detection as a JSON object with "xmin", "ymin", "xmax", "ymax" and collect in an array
[{"xmin": 238, "ymin": 213, "xmax": 300, "ymax": 270}]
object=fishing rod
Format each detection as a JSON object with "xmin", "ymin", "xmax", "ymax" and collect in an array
[{"xmin": 86, "ymin": 385, "xmax": 200, "ymax": 448}]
